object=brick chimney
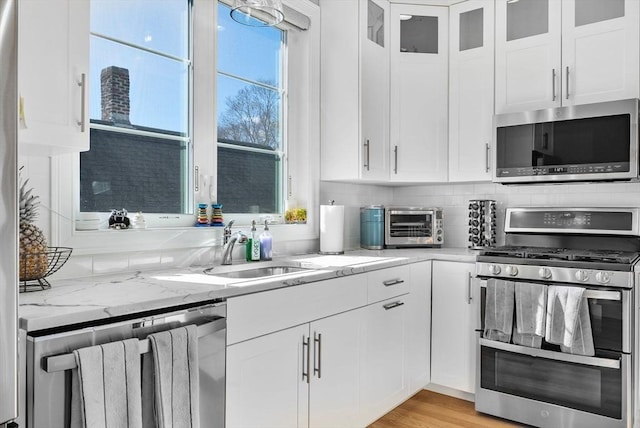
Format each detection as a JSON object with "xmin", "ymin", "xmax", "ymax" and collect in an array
[{"xmin": 101, "ymin": 66, "xmax": 131, "ymax": 125}]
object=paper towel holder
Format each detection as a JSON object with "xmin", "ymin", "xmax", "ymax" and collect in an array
[{"xmin": 319, "ymin": 200, "xmax": 345, "ymax": 255}]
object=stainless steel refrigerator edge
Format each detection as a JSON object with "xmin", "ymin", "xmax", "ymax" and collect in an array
[{"xmin": 0, "ymin": 0, "xmax": 19, "ymax": 425}]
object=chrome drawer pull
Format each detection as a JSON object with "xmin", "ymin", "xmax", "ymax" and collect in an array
[
  {"xmin": 383, "ymin": 301, "xmax": 405, "ymax": 310},
  {"xmin": 383, "ymin": 278, "xmax": 404, "ymax": 287}
]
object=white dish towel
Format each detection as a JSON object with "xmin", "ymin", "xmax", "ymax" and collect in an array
[
  {"xmin": 148, "ymin": 325, "xmax": 200, "ymax": 428},
  {"xmin": 545, "ymin": 285, "xmax": 595, "ymax": 356},
  {"xmin": 513, "ymin": 282, "xmax": 547, "ymax": 348},
  {"xmin": 71, "ymin": 338, "xmax": 142, "ymax": 428},
  {"xmin": 483, "ymin": 279, "xmax": 515, "ymax": 343}
]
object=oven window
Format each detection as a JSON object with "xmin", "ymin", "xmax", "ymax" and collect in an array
[
  {"xmin": 480, "ymin": 347, "xmax": 622, "ymax": 419},
  {"xmin": 389, "ymin": 214, "xmax": 432, "ymax": 237}
]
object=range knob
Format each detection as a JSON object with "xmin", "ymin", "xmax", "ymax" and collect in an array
[
  {"xmin": 505, "ymin": 265, "xmax": 518, "ymax": 276},
  {"xmin": 488, "ymin": 264, "xmax": 501, "ymax": 275},
  {"xmin": 575, "ymin": 270, "xmax": 589, "ymax": 282},
  {"xmin": 538, "ymin": 267, "xmax": 552, "ymax": 279},
  {"xmin": 595, "ymin": 271, "xmax": 611, "ymax": 284}
]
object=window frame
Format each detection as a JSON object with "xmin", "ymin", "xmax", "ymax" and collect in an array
[{"xmin": 50, "ymin": 0, "xmax": 320, "ymax": 255}]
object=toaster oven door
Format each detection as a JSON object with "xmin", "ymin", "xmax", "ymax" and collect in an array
[{"xmin": 385, "ymin": 209, "xmax": 436, "ymax": 247}]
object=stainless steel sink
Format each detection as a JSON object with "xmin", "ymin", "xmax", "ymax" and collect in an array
[{"xmin": 203, "ymin": 265, "xmax": 312, "ymax": 279}]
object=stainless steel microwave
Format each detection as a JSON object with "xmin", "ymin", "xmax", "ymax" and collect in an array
[
  {"xmin": 384, "ymin": 207, "xmax": 443, "ymax": 248},
  {"xmin": 493, "ymin": 99, "xmax": 639, "ymax": 184}
]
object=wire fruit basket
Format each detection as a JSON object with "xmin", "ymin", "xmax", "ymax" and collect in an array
[{"xmin": 19, "ymin": 247, "xmax": 73, "ymax": 293}]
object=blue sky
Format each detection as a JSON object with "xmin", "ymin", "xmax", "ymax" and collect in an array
[{"xmin": 88, "ymin": 0, "xmax": 282, "ymax": 134}]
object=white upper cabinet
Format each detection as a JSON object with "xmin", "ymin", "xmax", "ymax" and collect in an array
[
  {"xmin": 18, "ymin": 0, "xmax": 90, "ymax": 155},
  {"xmin": 495, "ymin": 0, "xmax": 639, "ymax": 114},
  {"xmin": 321, "ymin": 0, "xmax": 390, "ymax": 182},
  {"xmin": 389, "ymin": 4, "xmax": 448, "ymax": 182},
  {"xmin": 448, "ymin": 0, "xmax": 494, "ymax": 182}
]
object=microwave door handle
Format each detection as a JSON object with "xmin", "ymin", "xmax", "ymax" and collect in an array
[{"xmin": 478, "ymin": 338, "xmax": 620, "ymax": 369}]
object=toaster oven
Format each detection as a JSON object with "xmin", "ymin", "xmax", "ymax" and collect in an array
[{"xmin": 385, "ymin": 207, "xmax": 444, "ymax": 248}]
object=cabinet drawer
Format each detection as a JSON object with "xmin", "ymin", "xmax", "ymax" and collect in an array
[
  {"xmin": 227, "ymin": 276, "xmax": 367, "ymax": 345},
  {"xmin": 367, "ymin": 265, "xmax": 410, "ymax": 303}
]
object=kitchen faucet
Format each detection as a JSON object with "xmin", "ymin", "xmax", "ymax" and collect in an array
[{"xmin": 221, "ymin": 221, "xmax": 247, "ymax": 265}]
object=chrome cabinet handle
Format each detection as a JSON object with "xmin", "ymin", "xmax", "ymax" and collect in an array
[
  {"xmin": 394, "ymin": 145, "xmax": 398, "ymax": 174},
  {"xmin": 77, "ymin": 73, "xmax": 87, "ymax": 132},
  {"xmin": 467, "ymin": 272, "xmax": 473, "ymax": 304},
  {"xmin": 383, "ymin": 301, "xmax": 405, "ymax": 310},
  {"xmin": 313, "ymin": 332, "xmax": 322, "ymax": 379},
  {"xmin": 302, "ymin": 335, "xmax": 310, "ymax": 383},
  {"xmin": 364, "ymin": 139, "xmax": 370, "ymax": 171},
  {"xmin": 565, "ymin": 66, "xmax": 570, "ymax": 100},
  {"xmin": 383, "ymin": 278, "xmax": 404, "ymax": 287},
  {"xmin": 552, "ymin": 68, "xmax": 556, "ymax": 101},
  {"xmin": 485, "ymin": 143, "xmax": 490, "ymax": 173}
]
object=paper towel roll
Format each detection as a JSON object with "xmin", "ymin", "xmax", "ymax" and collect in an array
[{"xmin": 320, "ymin": 204, "xmax": 345, "ymax": 254}]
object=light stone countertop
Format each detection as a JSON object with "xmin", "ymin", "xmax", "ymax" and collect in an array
[{"xmin": 18, "ymin": 248, "xmax": 478, "ymax": 332}]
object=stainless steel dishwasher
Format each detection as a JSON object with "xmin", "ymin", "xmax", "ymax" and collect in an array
[{"xmin": 25, "ymin": 300, "xmax": 226, "ymax": 428}]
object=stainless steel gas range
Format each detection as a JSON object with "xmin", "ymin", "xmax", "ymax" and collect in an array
[{"xmin": 475, "ymin": 207, "xmax": 640, "ymax": 428}]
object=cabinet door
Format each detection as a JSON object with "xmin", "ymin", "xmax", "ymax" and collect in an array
[
  {"xmin": 309, "ymin": 308, "xmax": 363, "ymax": 428},
  {"xmin": 448, "ymin": 0, "xmax": 494, "ymax": 182},
  {"xmin": 18, "ymin": 0, "xmax": 90, "ymax": 155},
  {"xmin": 389, "ymin": 4, "xmax": 448, "ymax": 182},
  {"xmin": 561, "ymin": 0, "xmax": 639, "ymax": 106},
  {"xmin": 405, "ymin": 261, "xmax": 431, "ymax": 394},
  {"xmin": 430, "ymin": 261, "xmax": 477, "ymax": 394},
  {"xmin": 361, "ymin": 0, "xmax": 390, "ymax": 181},
  {"xmin": 495, "ymin": 0, "xmax": 562, "ymax": 113},
  {"xmin": 360, "ymin": 295, "xmax": 408, "ymax": 425},
  {"xmin": 226, "ymin": 324, "xmax": 309, "ymax": 428}
]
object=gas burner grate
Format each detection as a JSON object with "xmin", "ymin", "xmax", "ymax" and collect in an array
[{"xmin": 481, "ymin": 246, "xmax": 640, "ymax": 264}]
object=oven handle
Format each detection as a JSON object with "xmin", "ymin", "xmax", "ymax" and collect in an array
[
  {"xmin": 479, "ymin": 281, "xmax": 621, "ymax": 301},
  {"xmin": 42, "ymin": 317, "xmax": 226, "ymax": 373},
  {"xmin": 479, "ymin": 338, "xmax": 621, "ymax": 369}
]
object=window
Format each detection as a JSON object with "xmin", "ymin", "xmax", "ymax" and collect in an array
[
  {"xmin": 53, "ymin": 0, "xmax": 319, "ymax": 252},
  {"xmin": 216, "ymin": 2, "xmax": 286, "ymax": 214},
  {"xmin": 81, "ymin": 0, "xmax": 191, "ymax": 214}
]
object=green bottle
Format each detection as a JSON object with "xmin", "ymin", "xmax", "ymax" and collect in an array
[{"xmin": 246, "ymin": 220, "xmax": 261, "ymax": 261}]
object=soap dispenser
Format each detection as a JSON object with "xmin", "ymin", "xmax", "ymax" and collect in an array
[
  {"xmin": 260, "ymin": 220, "xmax": 272, "ymax": 261},
  {"xmin": 246, "ymin": 220, "xmax": 261, "ymax": 261}
]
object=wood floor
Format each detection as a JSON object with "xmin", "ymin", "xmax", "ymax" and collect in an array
[{"xmin": 369, "ymin": 390, "xmax": 523, "ymax": 428}]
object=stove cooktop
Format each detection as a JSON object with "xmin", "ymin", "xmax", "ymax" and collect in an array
[{"xmin": 480, "ymin": 246, "xmax": 640, "ymax": 265}]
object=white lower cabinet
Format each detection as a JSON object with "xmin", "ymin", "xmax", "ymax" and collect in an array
[
  {"xmin": 226, "ymin": 308, "xmax": 363, "ymax": 428},
  {"xmin": 226, "ymin": 324, "xmax": 309, "ymax": 428},
  {"xmin": 360, "ymin": 295, "xmax": 407, "ymax": 425},
  {"xmin": 226, "ymin": 262, "xmax": 433, "ymax": 427},
  {"xmin": 430, "ymin": 260, "xmax": 478, "ymax": 394}
]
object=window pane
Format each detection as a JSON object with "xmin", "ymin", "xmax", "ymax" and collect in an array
[
  {"xmin": 91, "ymin": 0, "xmax": 188, "ymax": 58},
  {"xmin": 368, "ymin": 0, "xmax": 385, "ymax": 47},
  {"xmin": 506, "ymin": 0, "xmax": 549, "ymax": 42},
  {"xmin": 575, "ymin": 0, "xmax": 624, "ymax": 27},
  {"xmin": 90, "ymin": 36, "xmax": 189, "ymax": 134},
  {"xmin": 217, "ymin": 74, "xmax": 281, "ymax": 150},
  {"xmin": 81, "ymin": 129, "xmax": 188, "ymax": 213},
  {"xmin": 217, "ymin": 3, "xmax": 282, "ymax": 87},
  {"xmin": 400, "ymin": 15, "xmax": 438, "ymax": 54},
  {"xmin": 459, "ymin": 8, "xmax": 483, "ymax": 51},
  {"xmin": 217, "ymin": 148, "xmax": 281, "ymax": 213}
]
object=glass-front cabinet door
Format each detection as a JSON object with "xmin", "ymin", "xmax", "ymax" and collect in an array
[
  {"xmin": 389, "ymin": 3, "xmax": 448, "ymax": 182},
  {"xmin": 495, "ymin": 0, "xmax": 562, "ymax": 113},
  {"xmin": 561, "ymin": 0, "xmax": 639, "ymax": 106},
  {"xmin": 448, "ymin": 0, "xmax": 494, "ymax": 182}
]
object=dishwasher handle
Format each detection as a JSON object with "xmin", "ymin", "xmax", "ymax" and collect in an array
[{"xmin": 42, "ymin": 317, "xmax": 226, "ymax": 374}]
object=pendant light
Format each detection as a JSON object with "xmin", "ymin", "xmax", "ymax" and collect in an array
[{"xmin": 230, "ymin": 0, "xmax": 284, "ymax": 27}]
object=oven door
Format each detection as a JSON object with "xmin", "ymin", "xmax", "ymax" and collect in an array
[
  {"xmin": 476, "ymin": 339, "xmax": 630, "ymax": 428},
  {"xmin": 384, "ymin": 209, "xmax": 435, "ymax": 247},
  {"xmin": 475, "ymin": 280, "xmax": 632, "ymax": 428}
]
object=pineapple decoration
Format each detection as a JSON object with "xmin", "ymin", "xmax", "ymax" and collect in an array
[{"xmin": 19, "ymin": 174, "xmax": 48, "ymax": 281}]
